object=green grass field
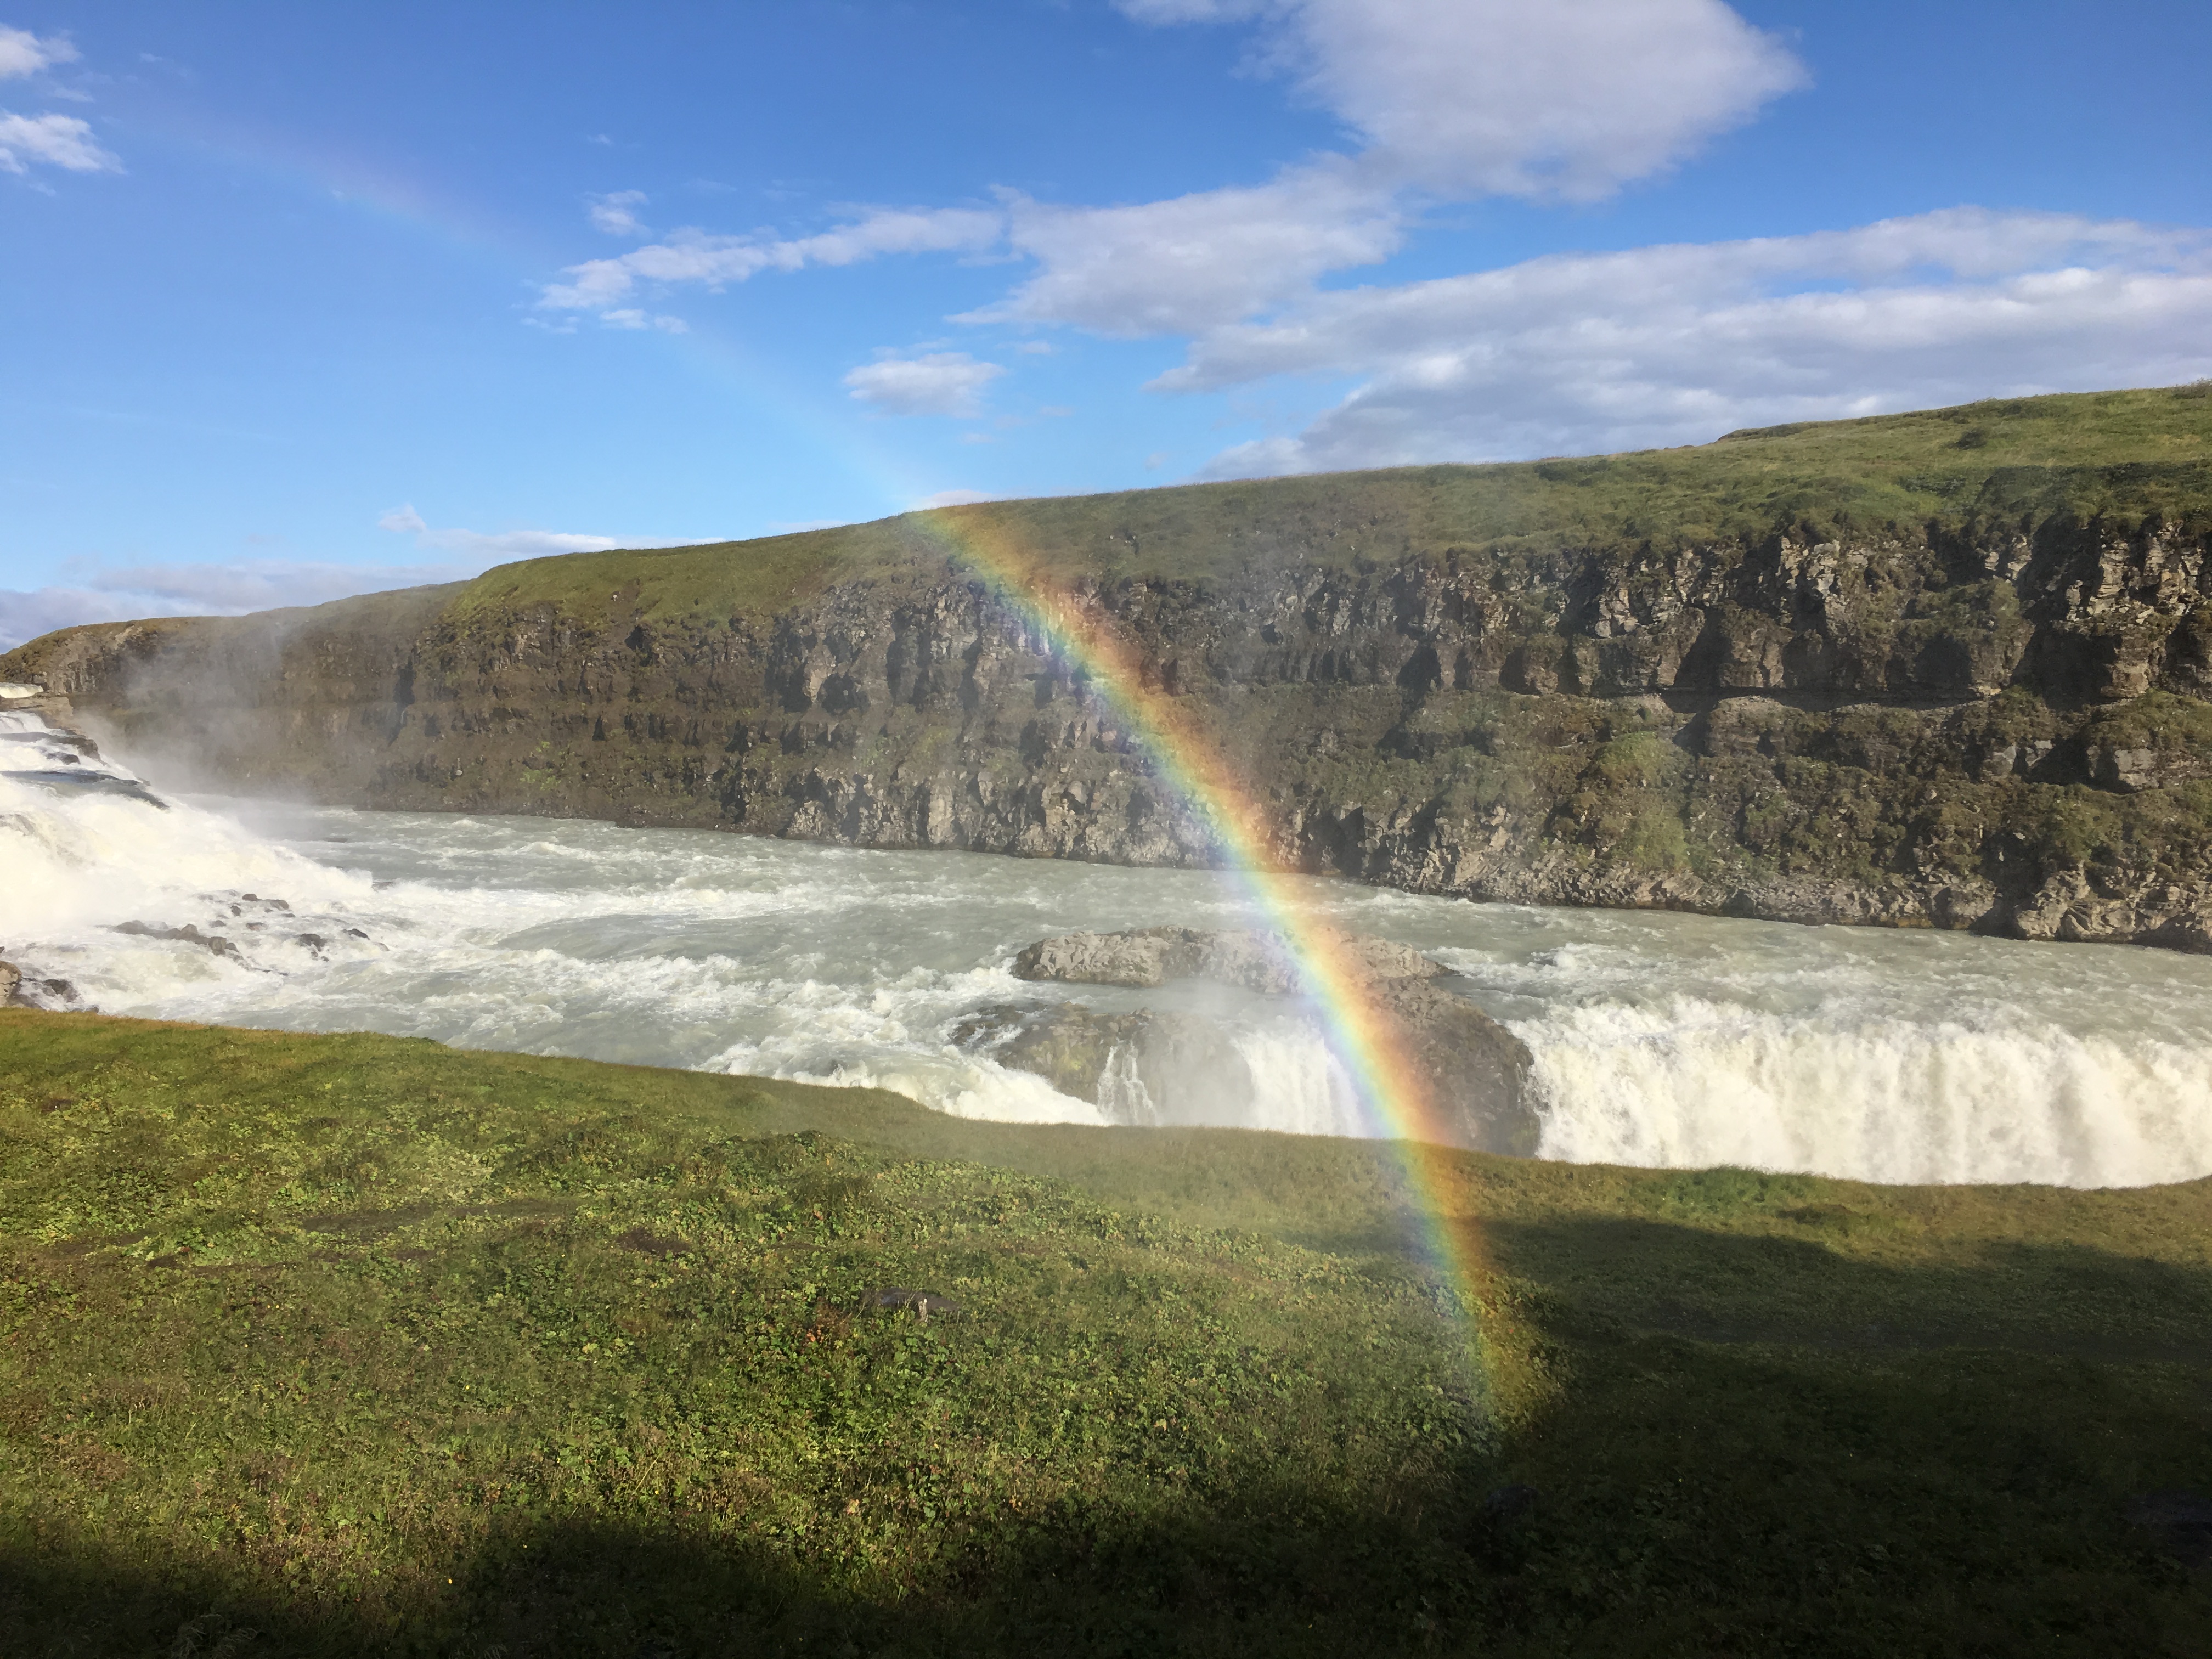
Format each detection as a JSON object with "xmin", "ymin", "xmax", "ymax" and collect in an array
[
  {"xmin": 5, "ymin": 1009, "xmax": 2211, "ymax": 1656},
  {"xmin": 443, "ymin": 382, "xmax": 2212, "ymax": 627}
]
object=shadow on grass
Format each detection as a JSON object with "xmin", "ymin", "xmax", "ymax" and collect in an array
[{"xmin": 3, "ymin": 1483, "xmax": 1487, "ymax": 1659}]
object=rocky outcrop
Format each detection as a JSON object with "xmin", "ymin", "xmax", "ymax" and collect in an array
[
  {"xmin": 8, "ymin": 388, "xmax": 2212, "ymax": 950},
  {"xmin": 110, "ymin": 921, "xmax": 242, "ymax": 959},
  {"xmin": 986, "ymin": 926, "xmax": 1537, "ymax": 1154},
  {"xmin": 1, "ymin": 961, "xmax": 82, "ymax": 1009},
  {"xmin": 1011, "ymin": 926, "xmax": 1442, "ymax": 993},
  {"xmin": 952, "ymin": 1003, "xmax": 1244, "ymax": 1123}
]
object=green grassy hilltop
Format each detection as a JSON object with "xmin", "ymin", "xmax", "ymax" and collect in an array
[
  {"xmin": 448, "ymin": 382, "xmax": 2212, "ymax": 624},
  {"xmin": 4, "ymin": 1010, "xmax": 2211, "ymax": 1656}
]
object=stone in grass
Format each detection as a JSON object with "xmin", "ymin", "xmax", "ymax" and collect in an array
[
  {"xmin": 1482, "ymin": 1484, "xmax": 1541, "ymax": 1529},
  {"xmin": 869, "ymin": 1288, "xmax": 963, "ymax": 1322},
  {"xmin": 2128, "ymin": 1492, "xmax": 2212, "ymax": 1569}
]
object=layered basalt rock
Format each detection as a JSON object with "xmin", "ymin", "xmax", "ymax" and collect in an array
[{"xmin": 9, "ymin": 390, "xmax": 2212, "ymax": 950}]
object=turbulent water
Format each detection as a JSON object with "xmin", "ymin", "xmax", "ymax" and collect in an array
[{"xmin": 7, "ymin": 712, "xmax": 2212, "ymax": 1189}]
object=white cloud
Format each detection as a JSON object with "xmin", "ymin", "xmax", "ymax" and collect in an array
[
  {"xmin": 511, "ymin": 3, "xmax": 2205, "ymax": 476},
  {"xmin": 0, "ymin": 24, "xmax": 75, "ymax": 79},
  {"xmin": 0, "ymin": 516, "xmax": 667, "ymax": 651},
  {"xmin": 0, "ymin": 560, "xmax": 479, "ymax": 651},
  {"xmin": 843, "ymin": 351, "xmax": 1006, "ymax": 417},
  {"xmin": 0, "ymin": 110, "xmax": 120, "ymax": 173},
  {"xmin": 598, "ymin": 307, "xmax": 687, "ymax": 332},
  {"xmin": 378, "ymin": 504, "xmax": 622, "ymax": 558},
  {"xmin": 539, "ymin": 205, "xmax": 1003, "ymax": 311},
  {"xmin": 102, "ymin": 558, "xmax": 478, "ymax": 612},
  {"xmin": 1122, "ymin": 0, "xmax": 1807, "ymax": 202},
  {"xmin": 531, "ymin": 1, "xmax": 1807, "ymax": 378},
  {"xmin": 977, "ymin": 160, "xmax": 1405, "ymax": 335},
  {"xmin": 1161, "ymin": 210, "xmax": 2212, "ymax": 475},
  {"xmin": 588, "ymin": 189, "xmax": 649, "ymax": 235},
  {"xmin": 0, "ymin": 585, "xmax": 184, "ymax": 651}
]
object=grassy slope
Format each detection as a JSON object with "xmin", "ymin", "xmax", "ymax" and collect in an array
[
  {"xmin": 7, "ymin": 388, "xmax": 2206, "ymax": 682},
  {"xmin": 446, "ymin": 385, "xmax": 2212, "ymax": 627},
  {"xmin": 4, "ymin": 1012, "xmax": 2210, "ymax": 1656}
]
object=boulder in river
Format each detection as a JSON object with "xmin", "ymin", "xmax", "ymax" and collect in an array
[
  {"xmin": 1, "ymin": 961, "xmax": 83, "ymax": 1009},
  {"xmin": 1013, "ymin": 924, "xmax": 1440, "ymax": 995},
  {"xmin": 110, "ymin": 921, "xmax": 245, "ymax": 961},
  {"xmin": 1000, "ymin": 926, "xmax": 1537, "ymax": 1155},
  {"xmin": 952, "ymin": 1002, "xmax": 1251, "ymax": 1127}
]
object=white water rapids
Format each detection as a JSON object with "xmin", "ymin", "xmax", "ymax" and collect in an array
[{"xmin": 6, "ymin": 712, "xmax": 2211, "ymax": 1188}]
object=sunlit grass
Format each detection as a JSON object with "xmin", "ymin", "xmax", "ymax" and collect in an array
[{"xmin": 5, "ymin": 1009, "xmax": 2211, "ymax": 1655}]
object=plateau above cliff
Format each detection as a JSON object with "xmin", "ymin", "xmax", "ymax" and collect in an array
[{"xmin": 10, "ymin": 384, "xmax": 2212, "ymax": 946}]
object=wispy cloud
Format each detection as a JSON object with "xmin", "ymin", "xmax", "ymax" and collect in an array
[
  {"xmin": 516, "ymin": 2, "xmax": 2204, "ymax": 475},
  {"xmin": 597, "ymin": 307, "xmax": 687, "ymax": 332},
  {"xmin": 0, "ymin": 557, "xmax": 480, "ymax": 652},
  {"xmin": 0, "ymin": 24, "xmax": 75, "ymax": 80},
  {"xmin": 376, "ymin": 505, "xmax": 622, "ymax": 560},
  {"xmin": 0, "ymin": 26, "xmax": 119, "ymax": 178},
  {"xmin": 842, "ymin": 351, "xmax": 1006, "ymax": 417},
  {"xmin": 0, "ymin": 110, "xmax": 119, "ymax": 174},
  {"xmin": 535, "ymin": 1, "xmax": 1805, "ymax": 342},
  {"xmin": 588, "ymin": 189, "xmax": 649, "ymax": 235},
  {"xmin": 538, "ymin": 205, "xmax": 1003, "ymax": 312},
  {"xmin": 1173, "ymin": 210, "xmax": 2212, "ymax": 475}
]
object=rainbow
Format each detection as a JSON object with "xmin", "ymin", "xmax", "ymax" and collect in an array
[
  {"xmin": 896, "ymin": 502, "xmax": 1497, "ymax": 1347},
  {"xmin": 113, "ymin": 120, "xmax": 1499, "ymax": 1350}
]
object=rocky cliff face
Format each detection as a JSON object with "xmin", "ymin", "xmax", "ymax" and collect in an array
[{"xmin": 10, "ymin": 393, "xmax": 2212, "ymax": 950}]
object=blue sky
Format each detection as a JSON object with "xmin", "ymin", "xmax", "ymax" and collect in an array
[{"xmin": 4, "ymin": 0, "xmax": 2210, "ymax": 647}]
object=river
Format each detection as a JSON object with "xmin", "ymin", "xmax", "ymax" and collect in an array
[{"xmin": 7, "ymin": 710, "xmax": 2211, "ymax": 1188}]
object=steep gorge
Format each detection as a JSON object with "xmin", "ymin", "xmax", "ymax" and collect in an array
[{"xmin": 11, "ymin": 386, "xmax": 2212, "ymax": 950}]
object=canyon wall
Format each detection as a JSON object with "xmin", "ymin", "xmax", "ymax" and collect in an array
[{"xmin": 11, "ymin": 389, "xmax": 2212, "ymax": 949}]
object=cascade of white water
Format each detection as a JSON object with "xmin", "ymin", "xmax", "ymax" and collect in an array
[{"xmin": 7, "ymin": 714, "xmax": 2212, "ymax": 1189}]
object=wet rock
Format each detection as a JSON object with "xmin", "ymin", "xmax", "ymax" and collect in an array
[
  {"xmin": 293, "ymin": 933, "xmax": 330, "ymax": 952},
  {"xmin": 111, "ymin": 921, "xmax": 244, "ymax": 961},
  {"xmin": 1004, "ymin": 925, "xmax": 1536, "ymax": 1154},
  {"xmin": 953, "ymin": 1002, "xmax": 1250, "ymax": 1126},
  {"xmin": 3, "ymin": 962, "xmax": 82, "ymax": 1008},
  {"xmin": 952, "ymin": 1003, "xmax": 1147, "ymax": 1104},
  {"xmin": 1014, "ymin": 925, "xmax": 1445, "ymax": 995}
]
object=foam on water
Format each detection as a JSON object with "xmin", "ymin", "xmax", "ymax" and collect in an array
[{"xmin": 7, "ymin": 713, "xmax": 2212, "ymax": 1188}]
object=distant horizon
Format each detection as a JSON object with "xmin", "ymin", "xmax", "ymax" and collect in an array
[{"xmin": 4, "ymin": 1, "xmax": 2209, "ymax": 647}]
